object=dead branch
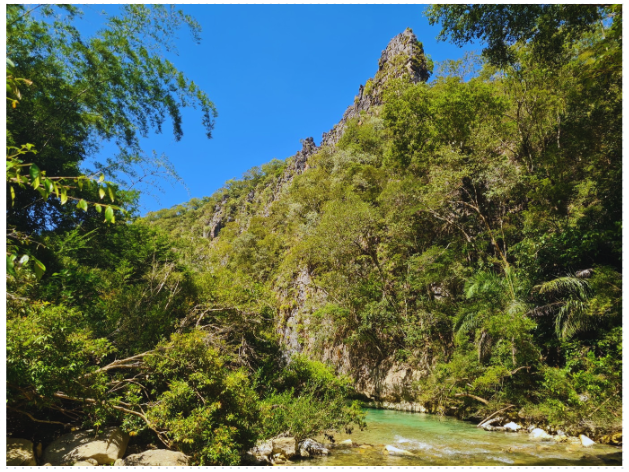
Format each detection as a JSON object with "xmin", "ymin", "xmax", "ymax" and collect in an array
[
  {"xmin": 477, "ymin": 404, "xmax": 515, "ymax": 427},
  {"xmin": 454, "ymin": 392, "xmax": 489, "ymax": 404},
  {"xmin": 7, "ymin": 406, "xmax": 68, "ymax": 425}
]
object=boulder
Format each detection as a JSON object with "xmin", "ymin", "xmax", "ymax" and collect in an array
[
  {"xmin": 43, "ymin": 427, "xmax": 129, "ymax": 465},
  {"xmin": 503, "ymin": 422, "xmax": 522, "ymax": 432},
  {"xmin": 580, "ymin": 435, "xmax": 596, "ymax": 447},
  {"xmin": 121, "ymin": 450, "xmax": 189, "ymax": 466},
  {"xmin": 272, "ymin": 437, "xmax": 297, "ymax": 459},
  {"xmin": 530, "ymin": 428, "xmax": 553, "ymax": 441},
  {"xmin": 383, "ymin": 445, "xmax": 415, "ymax": 457},
  {"xmin": 298, "ymin": 439, "xmax": 329, "ymax": 457},
  {"xmin": 7, "ymin": 438, "xmax": 37, "ymax": 466},
  {"xmin": 245, "ymin": 439, "xmax": 273, "ymax": 464},
  {"xmin": 114, "ymin": 459, "xmax": 125, "ymax": 466}
]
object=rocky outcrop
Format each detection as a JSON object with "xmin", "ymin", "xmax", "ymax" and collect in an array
[
  {"xmin": 43, "ymin": 427, "xmax": 129, "ymax": 466},
  {"xmin": 6, "ymin": 438, "xmax": 37, "ymax": 466},
  {"xmin": 120, "ymin": 450, "xmax": 189, "ymax": 466},
  {"xmin": 321, "ymin": 28, "xmax": 429, "ymax": 148}
]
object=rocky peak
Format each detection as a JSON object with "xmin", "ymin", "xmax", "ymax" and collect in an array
[
  {"xmin": 321, "ymin": 28, "xmax": 429, "ymax": 147},
  {"xmin": 377, "ymin": 28, "xmax": 430, "ymax": 84}
]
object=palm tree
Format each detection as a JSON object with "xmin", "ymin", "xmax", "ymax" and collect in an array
[{"xmin": 531, "ymin": 272, "xmax": 592, "ymax": 340}]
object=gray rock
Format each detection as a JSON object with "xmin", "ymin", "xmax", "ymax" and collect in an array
[
  {"xmin": 43, "ymin": 427, "xmax": 129, "ymax": 465},
  {"xmin": 580, "ymin": 435, "xmax": 596, "ymax": 447},
  {"xmin": 7, "ymin": 438, "xmax": 37, "ymax": 466},
  {"xmin": 121, "ymin": 450, "xmax": 189, "ymax": 466},
  {"xmin": 245, "ymin": 439, "xmax": 273, "ymax": 464},
  {"xmin": 298, "ymin": 439, "xmax": 329, "ymax": 457}
]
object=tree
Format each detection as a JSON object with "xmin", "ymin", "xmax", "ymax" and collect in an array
[
  {"xmin": 6, "ymin": 4, "xmax": 217, "ymax": 235},
  {"xmin": 425, "ymin": 4, "xmax": 617, "ymax": 67}
]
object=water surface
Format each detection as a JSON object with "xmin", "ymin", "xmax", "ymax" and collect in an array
[{"xmin": 298, "ymin": 409, "xmax": 621, "ymax": 466}]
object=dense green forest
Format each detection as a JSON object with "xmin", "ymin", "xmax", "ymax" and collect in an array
[{"xmin": 6, "ymin": 4, "xmax": 622, "ymax": 465}]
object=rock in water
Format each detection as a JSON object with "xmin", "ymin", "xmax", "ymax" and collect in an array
[
  {"xmin": 298, "ymin": 439, "xmax": 329, "ymax": 457},
  {"xmin": 503, "ymin": 422, "xmax": 522, "ymax": 432},
  {"xmin": 121, "ymin": 450, "xmax": 189, "ymax": 466},
  {"xmin": 580, "ymin": 435, "xmax": 596, "ymax": 447},
  {"xmin": 6, "ymin": 438, "xmax": 37, "ymax": 466},
  {"xmin": 383, "ymin": 445, "xmax": 415, "ymax": 457},
  {"xmin": 272, "ymin": 437, "xmax": 297, "ymax": 459},
  {"xmin": 337, "ymin": 439, "xmax": 353, "ymax": 448},
  {"xmin": 43, "ymin": 427, "xmax": 129, "ymax": 465},
  {"xmin": 530, "ymin": 428, "xmax": 553, "ymax": 440}
]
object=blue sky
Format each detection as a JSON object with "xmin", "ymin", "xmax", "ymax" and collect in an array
[{"xmin": 77, "ymin": 5, "xmax": 478, "ymax": 214}]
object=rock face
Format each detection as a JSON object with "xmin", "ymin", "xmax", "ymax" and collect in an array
[
  {"xmin": 6, "ymin": 438, "xmax": 37, "ymax": 466},
  {"xmin": 196, "ymin": 30, "xmax": 433, "ymax": 400},
  {"xmin": 120, "ymin": 450, "xmax": 189, "ymax": 466},
  {"xmin": 43, "ymin": 428, "xmax": 129, "ymax": 466}
]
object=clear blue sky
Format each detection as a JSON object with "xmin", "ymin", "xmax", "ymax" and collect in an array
[{"xmin": 78, "ymin": 5, "xmax": 477, "ymax": 214}]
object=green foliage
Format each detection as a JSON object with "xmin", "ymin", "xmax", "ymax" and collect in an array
[{"xmin": 426, "ymin": 4, "xmax": 611, "ymax": 67}]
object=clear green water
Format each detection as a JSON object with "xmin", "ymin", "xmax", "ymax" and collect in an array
[{"xmin": 296, "ymin": 409, "xmax": 621, "ymax": 466}]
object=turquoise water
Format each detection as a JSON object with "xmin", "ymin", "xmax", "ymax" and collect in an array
[{"xmin": 296, "ymin": 409, "xmax": 621, "ymax": 466}]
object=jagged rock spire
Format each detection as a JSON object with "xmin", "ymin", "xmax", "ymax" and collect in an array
[{"xmin": 321, "ymin": 28, "xmax": 429, "ymax": 147}]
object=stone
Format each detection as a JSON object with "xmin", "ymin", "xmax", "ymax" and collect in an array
[
  {"xmin": 245, "ymin": 439, "xmax": 273, "ymax": 465},
  {"xmin": 42, "ymin": 463, "xmax": 52, "ymax": 466},
  {"xmin": 121, "ymin": 450, "xmax": 189, "ymax": 466},
  {"xmin": 272, "ymin": 453, "xmax": 286, "ymax": 464},
  {"xmin": 7, "ymin": 438, "xmax": 37, "ymax": 466},
  {"xmin": 503, "ymin": 422, "xmax": 522, "ymax": 432},
  {"xmin": 336, "ymin": 439, "xmax": 353, "ymax": 448},
  {"xmin": 114, "ymin": 459, "xmax": 125, "ymax": 466},
  {"xmin": 272, "ymin": 437, "xmax": 297, "ymax": 459},
  {"xmin": 383, "ymin": 445, "xmax": 415, "ymax": 457},
  {"xmin": 580, "ymin": 435, "xmax": 596, "ymax": 447},
  {"xmin": 43, "ymin": 427, "xmax": 129, "ymax": 465},
  {"xmin": 298, "ymin": 439, "xmax": 329, "ymax": 457},
  {"xmin": 530, "ymin": 428, "xmax": 553, "ymax": 440}
]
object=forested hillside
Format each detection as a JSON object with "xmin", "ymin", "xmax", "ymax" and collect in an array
[{"xmin": 6, "ymin": 4, "xmax": 622, "ymax": 466}]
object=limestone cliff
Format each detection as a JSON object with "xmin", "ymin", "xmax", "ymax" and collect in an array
[{"xmin": 194, "ymin": 29, "xmax": 432, "ymax": 401}]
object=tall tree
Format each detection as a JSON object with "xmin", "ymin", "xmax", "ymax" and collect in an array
[{"xmin": 6, "ymin": 4, "xmax": 217, "ymax": 234}]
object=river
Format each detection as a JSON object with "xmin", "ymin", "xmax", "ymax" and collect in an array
[{"xmin": 295, "ymin": 409, "xmax": 621, "ymax": 466}]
